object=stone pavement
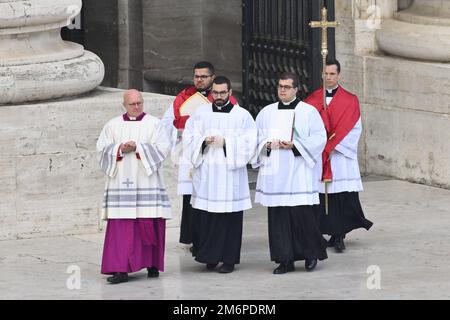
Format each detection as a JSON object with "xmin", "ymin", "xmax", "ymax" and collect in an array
[{"xmin": 1, "ymin": 176, "xmax": 450, "ymax": 300}]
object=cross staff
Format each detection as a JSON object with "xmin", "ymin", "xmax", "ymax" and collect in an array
[
  {"xmin": 309, "ymin": 6, "xmax": 339, "ymax": 214},
  {"xmin": 309, "ymin": 6, "xmax": 339, "ymax": 111}
]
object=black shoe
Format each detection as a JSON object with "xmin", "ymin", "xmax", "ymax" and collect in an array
[
  {"xmin": 305, "ymin": 259, "xmax": 317, "ymax": 271},
  {"xmin": 147, "ymin": 267, "xmax": 159, "ymax": 278},
  {"xmin": 107, "ymin": 272, "xmax": 128, "ymax": 284},
  {"xmin": 334, "ymin": 236, "xmax": 346, "ymax": 253},
  {"xmin": 206, "ymin": 263, "xmax": 218, "ymax": 270},
  {"xmin": 327, "ymin": 235, "xmax": 337, "ymax": 247},
  {"xmin": 218, "ymin": 263, "xmax": 234, "ymax": 273},
  {"xmin": 273, "ymin": 262, "xmax": 295, "ymax": 274}
]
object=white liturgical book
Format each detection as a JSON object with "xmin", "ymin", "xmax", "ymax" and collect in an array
[
  {"xmin": 270, "ymin": 109, "xmax": 295, "ymax": 142},
  {"xmin": 179, "ymin": 92, "xmax": 210, "ymax": 116}
]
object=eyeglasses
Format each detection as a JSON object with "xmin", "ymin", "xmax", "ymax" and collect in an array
[
  {"xmin": 211, "ymin": 90, "xmax": 229, "ymax": 97},
  {"xmin": 277, "ymin": 85, "xmax": 295, "ymax": 90},
  {"xmin": 194, "ymin": 75, "xmax": 212, "ymax": 80},
  {"xmin": 127, "ymin": 102, "xmax": 143, "ymax": 107}
]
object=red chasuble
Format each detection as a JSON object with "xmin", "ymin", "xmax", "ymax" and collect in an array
[
  {"xmin": 172, "ymin": 86, "xmax": 237, "ymax": 129},
  {"xmin": 304, "ymin": 86, "xmax": 360, "ymax": 181}
]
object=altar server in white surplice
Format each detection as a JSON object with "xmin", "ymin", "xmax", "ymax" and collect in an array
[
  {"xmin": 253, "ymin": 72, "xmax": 328, "ymax": 274},
  {"xmin": 183, "ymin": 76, "xmax": 257, "ymax": 274},
  {"xmin": 160, "ymin": 61, "xmax": 215, "ymax": 249},
  {"xmin": 97, "ymin": 89, "xmax": 171, "ymax": 284}
]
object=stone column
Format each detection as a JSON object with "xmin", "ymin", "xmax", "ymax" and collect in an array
[
  {"xmin": 0, "ymin": 0, "xmax": 104, "ymax": 104},
  {"xmin": 376, "ymin": 0, "xmax": 450, "ymax": 61},
  {"xmin": 118, "ymin": 0, "xmax": 143, "ymax": 90}
]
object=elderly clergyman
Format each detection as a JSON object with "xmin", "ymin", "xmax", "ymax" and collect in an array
[{"xmin": 97, "ymin": 89, "xmax": 172, "ymax": 284}]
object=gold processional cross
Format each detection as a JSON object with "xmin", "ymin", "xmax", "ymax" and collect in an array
[{"xmin": 309, "ymin": 6, "xmax": 339, "ymax": 214}]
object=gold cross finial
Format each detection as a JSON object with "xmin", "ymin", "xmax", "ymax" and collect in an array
[{"xmin": 309, "ymin": 7, "xmax": 339, "ymax": 57}]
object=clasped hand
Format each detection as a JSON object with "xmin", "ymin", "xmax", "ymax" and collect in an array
[
  {"xmin": 205, "ymin": 136, "xmax": 225, "ymax": 148},
  {"xmin": 267, "ymin": 139, "xmax": 293, "ymax": 150},
  {"xmin": 121, "ymin": 141, "xmax": 137, "ymax": 153}
]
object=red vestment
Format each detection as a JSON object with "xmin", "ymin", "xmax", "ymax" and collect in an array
[
  {"xmin": 172, "ymin": 86, "xmax": 237, "ymax": 129},
  {"xmin": 305, "ymin": 86, "xmax": 360, "ymax": 181}
]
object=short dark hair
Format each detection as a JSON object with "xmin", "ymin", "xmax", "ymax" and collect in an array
[
  {"xmin": 212, "ymin": 75, "xmax": 231, "ymax": 91},
  {"xmin": 278, "ymin": 72, "xmax": 299, "ymax": 88},
  {"xmin": 326, "ymin": 58, "xmax": 341, "ymax": 73},
  {"xmin": 194, "ymin": 61, "xmax": 215, "ymax": 75}
]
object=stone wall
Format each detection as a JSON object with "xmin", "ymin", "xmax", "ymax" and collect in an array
[
  {"xmin": 142, "ymin": 0, "xmax": 203, "ymax": 92},
  {"xmin": 363, "ymin": 57, "xmax": 450, "ymax": 187},
  {"xmin": 202, "ymin": 0, "xmax": 242, "ymax": 91},
  {"xmin": 141, "ymin": 0, "xmax": 242, "ymax": 94},
  {"xmin": 335, "ymin": 0, "xmax": 450, "ymax": 188},
  {"xmin": 0, "ymin": 88, "xmax": 179, "ymax": 241}
]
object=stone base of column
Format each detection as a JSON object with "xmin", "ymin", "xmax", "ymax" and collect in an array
[
  {"xmin": 376, "ymin": 19, "xmax": 450, "ymax": 62},
  {"xmin": 0, "ymin": 51, "xmax": 105, "ymax": 104}
]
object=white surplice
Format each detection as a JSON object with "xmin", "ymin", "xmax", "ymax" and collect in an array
[
  {"xmin": 182, "ymin": 103, "xmax": 258, "ymax": 213},
  {"xmin": 253, "ymin": 101, "xmax": 327, "ymax": 206},
  {"xmin": 320, "ymin": 117, "xmax": 363, "ymax": 193},
  {"xmin": 97, "ymin": 114, "xmax": 172, "ymax": 220},
  {"xmin": 161, "ymin": 103, "xmax": 210, "ymax": 195}
]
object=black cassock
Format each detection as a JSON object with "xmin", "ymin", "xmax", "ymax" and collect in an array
[
  {"xmin": 268, "ymin": 205, "xmax": 327, "ymax": 263},
  {"xmin": 191, "ymin": 209, "xmax": 243, "ymax": 265},
  {"xmin": 315, "ymin": 192, "xmax": 373, "ymax": 237},
  {"xmin": 179, "ymin": 195, "xmax": 193, "ymax": 244}
]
